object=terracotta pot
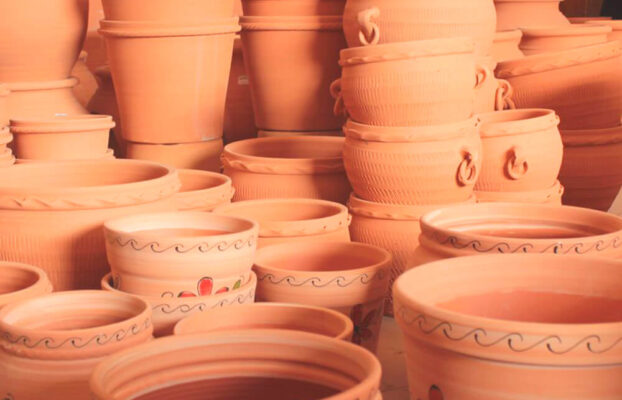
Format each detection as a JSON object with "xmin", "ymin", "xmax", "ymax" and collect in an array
[
  {"xmin": 571, "ymin": 16, "xmax": 613, "ymax": 23},
  {"xmin": 258, "ymin": 129, "xmax": 342, "ymax": 137},
  {"xmin": 559, "ymin": 125, "xmax": 622, "ymax": 211},
  {"xmin": 0, "ymin": 84, "xmax": 9, "ymax": 127},
  {"xmin": 102, "ymin": 0, "xmax": 236, "ymax": 20},
  {"xmin": 496, "ymin": 41, "xmax": 622, "ymax": 130},
  {"xmin": 520, "ymin": 25, "xmax": 612, "ymax": 55},
  {"xmin": 475, "ymin": 109, "xmax": 563, "ymax": 192},
  {"xmin": 5, "ymin": 78, "xmax": 88, "ymax": 120},
  {"xmin": 394, "ymin": 254, "xmax": 622, "ymax": 399},
  {"xmin": 84, "ymin": 0, "xmax": 107, "ymax": 71},
  {"xmin": 224, "ymin": 37, "xmax": 256, "ymax": 144},
  {"xmin": 99, "ymin": 19, "xmax": 239, "ymax": 144},
  {"xmin": 254, "ymin": 241, "xmax": 391, "ymax": 352},
  {"xmin": 492, "ymin": 29, "xmax": 525, "ymax": 62},
  {"xmin": 495, "ymin": 0, "xmax": 569, "ymax": 31},
  {"xmin": 475, "ymin": 180, "xmax": 564, "ymax": 205},
  {"xmin": 0, "ymin": 0, "xmax": 88, "ymax": 81},
  {"xmin": 215, "ymin": 198, "xmax": 351, "ymax": 248},
  {"xmin": 335, "ymin": 38, "xmax": 488, "ymax": 126},
  {"xmin": 71, "ymin": 51, "xmax": 99, "ymax": 107},
  {"xmin": 412, "ymin": 203, "xmax": 622, "ymax": 267},
  {"xmin": 343, "ymin": 118, "xmax": 482, "ymax": 205},
  {"xmin": 0, "ymin": 160, "xmax": 179, "ymax": 290},
  {"xmin": 0, "ymin": 262, "xmax": 52, "ymax": 310},
  {"xmin": 586, "ymin": 20, "xmax": 622, "ymax": 42},
  {"xmin": 174, "ymin": 302, "xmax": 353, "ymax": 339},
  {"xmin": 90, "ymin": 330, "xmax": 381, "ymax": 400},
  {"xmin": 15, "ymin": 149, "xmax": 115, "ymax": 164},
  {"xmin": 174, "ymin": 169, "xmax": 234, "ymax": 211},
  {"xmin": 474, "ymin": 56, "xmax": 514, "ymax": 113},
  {"xmin": 242, "ymin": 0, "xmax": 346, "ymax": 16},
  {"xmin": 10, "ymin": 115, "xmax": 114, "ymax": 161},
  {"xmin": 0, "ymin": 148, "xmax": 15, "ymax": 168},
  {"xmin": 88, "ymin": 66, "xmax": 123, "ymax": 156},
  {"xmin": 240, "ymin": 15, "xmax": 345, "ymax": 131},
  {"xmin": 342, "ymin": 0, "xmax": 496, "ymax": 56},
  {"xmin": 0, "ymin": 127, "xmax": 12, "ymax": 153},
  {"xmin": 222, "ymin": 136, "xmax": 351, "ymax": 204},
  {"xmin": 104, "ymin": 212, "xmax": 258, "ymax": 298},
  {"xmin": 101, "ymin": 271, "xmax": 257, "ymax": 337},
  {"xmin": 0, "ymin": 290, "xmax": 152, "ymax": 400},
  {"xmin": 125, "ymin": 139, "xmax": 224, "ymax": 172}
]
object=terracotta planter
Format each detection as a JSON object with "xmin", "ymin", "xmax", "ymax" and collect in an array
[
  {"xmin": 335, "ymin": 38, "xmax": 488, "ymax": 126},
  {"xmin": 520, "ymin": 25, "xmax": 612, "ymax": 55},
  {"xmin": 571, "ymin": 16, "xmax": 613, "ymax": 23},
  {"xmin": 0, "ymin": 290, "xmax": 152, "ymax": 400},
  {"xmin": 174, "ymin": 302, "xmax": 353, "ymax": 340},
  {"xmin": 222, "ymin": 136, "xmax": 351, "ymax": 204},
  {"xmin": 99, "ymin": 19, "xmax": 239, "ymax": 144},
  {"xmin": 492, "ymin": 29, "xmax": 525, "ymax": 62},
  {"xmin": 5, "ymin": 78, "xmax": 87, "ymax": 120},
  {"xmin": 88, "ymin": 66, "xmax": 123, "ymax": 156},
  {"xmin": 394, "ymin": 254, "xmax": 622, "ymax": 399},
  {"xmin": 0, "ymin": 84, "xmax": 8, "ymax": 127},
  {"xmin": 71, "ymin": 51, "xmax": 99, "ymax": 107},
  {"xmin": 258, "ymin": 129, "xmax": 342, "ymax": 137},
  {"xmin": 224, "ymin": 37, "xmax": 256, "ymax": 144},
  {"xmin": 242, "ymin": 0, "xmax": 346, "ymax": 15},
  {"xmin": 475, "ymin": 179, "xmax": 564, "ymax": 205},
  {"xmin": 125, "ymin": 139, "xmax": 224, "ymax": 172},
  {"xmin": 90, "ymin": 330, "xmax": 381, "ymax": 400},
  {"xmin": 101, "ymin": 271, "xmax": 257, "ymax": 337},
  {"xmin": 0, "ymin": 160, "xmax": 179, "ymax": 290},
  {"xmin": 215, "ymin": 198, "xmax": 351, "ymax": 248},
  {"xmin": 495, "ymin": 0, "xmax": 569, "ymax": 31},
  {"xmin": 343, "ymin": 118, "xmax": 482, "ymax": 205},
  {"xmin": 240, "ymin": 15, "xmax": 345, "ymax": 131},
  {"xmin": 84, "ymin": 0, "xmax": 107, "ymax": 71},
  {"xmin": 559, "ymin": 125, "xmax": 622, "ymax": 211},
  {"xmin": 0, "ymin": 262, "xmax": 52, "ymax": 310},
  {"xmin": 342, "ymin": 0, "xmax": 496, "ymax": 56},
  {"xmin": 0, "ymin": 148, "xmax": 15, "ymax": 168},
  {"xmin": 412, "ymin": 203, "xmax": 622, "ymax": 267},
  {"xmin": 586, "ymin": 20, "xmax": 622, "ymax": 42},
  {"xmin": 474, "ymin": 56, "xmax": 514, "ymax": 113},
  {"xmin": 496, "ymin": 41, "xmax": 622, "ymax": 130},
  {"xmin": 15, "ymin": 149, "xmax": 115, "ymax": 164},
  {"xmin": 0, "ymin": 0, "xmax": 88, "ymax": 81},
  {"xmin": 174, "ymin": 169, "xmax": 234, "ymax": 211},
  {"xmin": 254, "ymin": 241, "xmax": 391, "ymax": 352},
  {"xmin": 102, "ymin": 0, "xmax": 236, "ymax": 21}
]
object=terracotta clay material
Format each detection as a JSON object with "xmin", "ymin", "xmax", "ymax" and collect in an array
[
  {"xmin": 15, "ymin": 149, "xmax": 115, "ymax": 164},
  {"xmin": 240, "ymin": 15, "xmax": 345, "ymax": 131},
  {"xmin": 475, "ymin": 180, "xmax": 564, "ymax": 205},
  {"xmin": 84, "ymin": 0, "xmax": 108, "ymax": 71},
  {"xmin": 474, "ymin": 56, "xmax": 514, "ymax": 113},
  {"xmin": 71, "ymin": 51, "xmax": 99, "ymax": 108},
  {"xmin": 0, "ymin": 290, "xmax": 152, "ymax": 400},
  {"xmin": 343, "ymin": 118, "xmax": 482, "ymax": 205},
  {"xmin": 214, "ymin": 198, "xmax": 351, "ymax": 248},
  {"xmin": 0, "ymin": 262, "xmax": 52, "ymax": 310},
  {"xmin": 0, "ymin": 160, "xmax": 180, "ymax": 290},
  {"xmin": 0, "ymin": 84, "xmax": 10, "ymax": 127},
  {"xmin": 125, "ymin": 139, "xmax": 224, "ymax": 172},
  {"xmin": 258, "ymin": 130, "xmax": 343, "ymax": 137},
  {"xmin": 88, "ymin": 66, "xmax": 124, "ymax": 156},
  {"xmin": 586, "ymin": 20, "xmax": 622, "ymax": 42},
  {"xmin": 101, "ymin": 271, "xmax": 257, "ymax": 337},
  {"xmin": 254, "ymin": 241, "xmax": 391, "ymax": 352},
  {"xmin": 5, "ymin": 78, "xmax": 87, "ymax": 120},
  {"xmin": 492, "ymin": 30, "xmax": 525, "ymax": 62},
  {"xmin": 242, "ymin": 0, "xmax": 346, "ymax": 16},
  {"xmin": 520, "ymin": 25, "xmax": 612, "ymax": 55},
  {"xmin": 222, "ymin": 136, "xmax": 351, "ymax": 204},
  {"xmin": 394, "ymin": 254, "xmax": 622, "ymax": 399},
  {"xmin": 0, "ymin": 127, "xmax": 12, "ymax": 153},
  {"xmin": 102, "ymin": 0, "xmax": 236, "ymax": 21},
  {"xmin": 224, "ymin": 37, "xmax": 256, "ymax": 144},
  {"xmin": 174, "ymin": 169, "xmax": 234, "ymax": 211},
  {"xmin": 174, "ymin": 302, "xmax": 353, "ymax": 340},
  {"xmin": 0, "ymin": 149, "xmax": 16, "ymax": 168},
  {"xmin": 570, "ymin": 16, "xmax": 613, "ymax": 23},
  {"xmin": 494, "ymin": 0, "xmax": 569, "ymax": 31}
]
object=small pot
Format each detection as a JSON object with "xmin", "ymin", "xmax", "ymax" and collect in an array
[
  {"xmin": 223, "ymin": 36, "xmax": 256, "ymax": 144},
  {"xmin": 258, "ymin": 129, "xmax": 342, "ymax": 137},
  {"xmin": 15, "ymin": 149, "xmax": 115, "ymax": 164},
  {"xmin": 494, "ymin": 0, "xmax": 569, "ymax": 31},
  {"xmin": 5, "ymin": 78, "xmax": 87, "ymax": 120},
  {"xmin": 174, "ymin": 169, "xmax": 234, "ymax": 211},
  {"xmin": 215, "ymin": 198, "xmax": 351, "ymax": 248},
  {"xmin": 242, "ymin": 0, "xmax": 346, "ymax": 16},
  {"xmin": 520, "ymin": 24, "xmax": 612, "ymax": 55},
  {"xmin": 102, "ymin": 0, "xmax": 236, "ymax": 20},
  {"xmin": 0, "ymin": 262, "xmax": 52, "ymax": 310},
  {"xmin": 222, "ymin": 136, "xmax": 351, "ymax": 204},
  {"xmin": 492, "ymin": 29, "xmax": 525, "ymax": 63},
  {"xmin": 475, "ymin": 180, "xmax": 564, "ymax": 205},
  {"xmin": 0, "ymin": 84, "xmax": 9, "ymax": 126},
  {"xmin": 0, "ymin": 148, "xmax": 15, "ymax": 167},
  {"xmin": 254, "ymin": 241, "xmax": 391, "ymax": 352},
  {"xmin": 125, "ymin": 139, "xmax": 224, "ymax": 172},
  {"xmin": 586, "ymin": 20, "xmax": 622, "ymax": 42}
]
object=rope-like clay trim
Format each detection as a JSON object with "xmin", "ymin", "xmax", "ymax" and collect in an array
[
  {"xmin": 343, "ymin": 120, "xmax": 477, "ymax": 143},
  {"xmin": 259, "ymin": 214, "xmax": 350, "ymax": 237},
  {"xmin": 99, "ymin": 23, "xmax": 240, "ymax": 38},
  {"xmin": 175, "ymin": 186, "xmax": 235, "ymax": 209},
  {"xmin": 221, "ymin": 155, "xmax": 345, "ymax": 175},
  {"xmin": 478, "ymin": 113, "xmax": 560, "ymax": 138},
  {"xmin": 562, "ymin": 129, "xmax": 622, "ymax": 147}
]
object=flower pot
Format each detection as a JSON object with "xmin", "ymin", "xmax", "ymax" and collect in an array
[
  {"xmin": 174, "ymin": 302, "xmax": 353, "ymax": 340},
  {"xmin": 102, "ymin": 0, "xmax": 236, "ymax": 21},
  {"xmin": 586, "ymin": 20, "xmax": 622, "ymax": 42},
  {"xmin": 343, "ymin": 118, "xmax": 482, "ymax": 205},
  {"xmin": 71, "ymin": 51, "xmax": 99, "ymax": 108},
  {"xmin": 89, "ymin": 330, "xmax": 381, "ymax": 400},
  {"xmin": 5, "ymin": 78, "xmax": 88, "ymax": 120},
  {"xmin": 222, "ymin": 136, "xmax": 351, "ymax": 204},
  {"xmin": 174, "ymin": 169, "xmax": 234, "ymax": 211},
  {"xmin": 342, "ymin": 0, "xmax": 496, "ymax": 56},
  {"xmin": 0, "ymin": 84, "xmax": 8, "ymax": 127},
  {"xmin": 475, "ymin": 180, "xmax": 564, "ymax": 205},
  {"xmin": 99, "ymin": 19, "xmax": 239, "ymax": 144},
  {"xmin": 258, "ymin": 129, "xmax": 342, "ymax": 137},
  {"xmin": 496, "ymin": 41, "xmax": 622, "ymax": 130},
  {"xmin": 0, "ymin": 262, "xmax": 52, "ymax": 310},
  {"xmin": 0, "ymin": 290, "xmax": 152, "ymax": 400},
  {"xmin": 559, "ymin": 125, "xmax": 622, "ymax": 211},
  {"xmin": 335, "ymin": 38, "xmax": 488, "ymax": 126},
  {"xmin": 101, "ymin": 271, "xmax": 257, "ymax": 337},
  {"xmin": 492, "ymin": 29, "xmax": 525, "ymax": 62},
  {"xmin": 240, "ymin": 15, "xmax": 345, "ymax": 131},
  {"xmin": 495, "ymin": 0, "xmax": 569, "ymax": 31},
  {"xmin": 475, "ymin": 109, "xmax": 563, "ymax": 192},
  {"xmin": 242, "ymin": 0, "xmax": 346, "ymax": 16},
  {"xmin": 0, "ymin": 160, "xmax": 180, "ymax": 290},
  {"xmin": 520, "ymin": 25, "xmax": 612, "ymax": 55},
  {"xmin": 10, "ymin": 115, "xmax": 114, "ymax": 161},
  {"xmin": 0, "ymin": 0, "xmax": 88, "ymax": 81},
  {"xmin": 223, "ymin": 37, "xmax": 256, "ymax": 144},
  {"xmin": 571, "ymin": 16, "xmax": 613, "ymax": 23},
  {"xmin": 0, "ymin": 148, "xmax": 15, "ymax": 167},
  {"xmin": 15, "ymin": 149, "xmax": 115, "ymax": 164},
  {"xmin": 214, "ymin": 198, "xmax": 351, "ymax": 248},
  {"xmin": 0, "ymin": 127, "xmax": 12, "ymax": 153},
  {"xmin": 84, "ymin": 0, "xmax": 107, "ymax": 71},
  {"xmin": 254, "ymin": 241, "xmax": 391, "ymax": 352},
  {"xmin": 126, "ymin": 139, "xmax": 224, "ymax": 172},
  {"xmin": 474, "ymin": 56, "xmax": 514, "ymax": 113},
  {"xmin": 412, "ymin": 203, "xmax": 622, "ymax": 267},
  {"xmin": 394, "ymin": 253, "xmax": 622, "ymax": 400},
  {"xmin": 88, "ymin": 66, "xmax": 123, "ymax": 156}
]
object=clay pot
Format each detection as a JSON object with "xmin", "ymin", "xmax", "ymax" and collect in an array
[
  {"xmin": 254, "ymin": 241, "xmax": 391, "ymax": 352},
  {"xmin": 240, "ymin": 15, "xmax": 345, "ymax": 131},
  {"xmin": 343, "ymin": 118, "xmax": 482, "ymax": 205},
  {"xmin": 242, "ymin": 0, "xmax": 346, "ymax": 15},
  {"xmin": 174, "ymin": 169, "xmax": 234, "ymax": 211},
  {"xmin": 394, "ymin": 254, "xmax": 622, "ymax": 399},
  {"xmin": 84, "ymin": 0, "xmax": 107, "ymax": 70},
  {"xmin": 15, "ymin": 149, "xmax": 115, "ymax": 164},
  {"xmin": 586, "ymin": 20, "xmax": 622, "ymax": 42},
  {"xmin": 5, "ymin": 78, "xmax": 88, "ymax": 120},
  {"xmin": 492, "ymin": 29, "xmax": 525, "ymax": 62},
  {"xmin": 0, "ymin": 160, "xmax": 180, "ymax": 290},
  {"xmin": 475, "ymin": 109, "xmax": 563, "ymax": 192},
  {"xmin": 0, "ymin": 149, "xmax": 15, "ymax": 168},
  {"xmin": 258, "ymin": 129, "xmax": 342, "ymax": 137},
  {"xmin": 412, "ymin": 203, "xmax": 622, "ymax": 267},
  {"xmin": 0, "ymin": 290, "xmax": 152, "ymax": 400},
  {"xmin": 174, "ymin": 302, "xmax": 353, "ymax": 340},
  {"xmin": 496, "ymin": 41, "xmax": 622, "ymax": 130},
  {"xmin": 214, "ymin": 198, "xmax": 351, "ymax": 248},
  {"xmin": 335, "ymin": 38, "xmax": 488, "ymax": 126},
  {"xmin": 88, "ymin": 66, "xmax": 123, "ymax": 156},
  {"xmin": 71, "ymin": 51, "xmax": 99, "ymax": 107},
  {"xmin": 0, "ymin": 127, "xmax": 12, "ymax": 153},
  {"xmin": 10, "ymin": 115, "xmax": 114, "ymax": 161},
  {"xmin": 559, "ymin": 125, "xmax": 622, "ymax": 211},
  {"xmin": 223, "ymin": 37, "xmax": 256, "ymax": 144},
  {"xmin": 0, "ymin": 262, "xmax": 52, "ymax": 310},
  {"xmin": 101, "ymin": 271, "xmax": 257, "ymax": 337},
  {"xmin": 342, "ymin": 0, "xmax": 496, "ymax": 56},
  {"xmin": 125, "ymin": 139, "xmax": 224, "ymax": 172},
  {"xmin": 571, "ymin": 16, "xmax": 613, "ymax": 23},
  {"xmin": 0, "ymin": 0, "xmax": 88, "ymax": 81},
  {"xmin": 475, "ymin": 180, "xmax": 564, "ymax": 205},
  {"xmin": 474, "ymin": 56, "xmax": 514, "ymax": 113},
  {"xmin": 99, "ymin": 19, "xmax": 239, "ymax": 144},
  {"xmin": 494, "ymin": 0, "xmax": 569, "ymax": 31},
  {"xmin": 90, "ymin": 330, "xmax": 381, "ymax": 400},
  {"xmin": 222, "ymin": 136, "xmax": 351, "ymax": 204},
  {"xmin": 0, "ymin": 84, "xmax": 9, "ymax": 127},
  {"xmin": 102, "ymin": 0, "xmax": 236, "ymax": 21},
  {"xmin": 520, "ymin": 25, "xmax": 612, "ymax": 55}
]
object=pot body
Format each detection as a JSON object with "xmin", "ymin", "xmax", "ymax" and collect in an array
[
  {"xmin": 174, "ymin": 170, "xmax": 234, "ymax": 211},
  {"xmin": 71, "ymin": 53, "xmax": 99, "ymax": 108},
  {"xmin": 6, "ymin": 79, "xmax": 88, "ymax": 120},
  {"xmin": 223, "ymin": 37, "xmax": 256, "ymax": 144},
  {"xmin": 0, "ymin": 262, "xmax": 52, "ymax": 310},
  {"xmin": 519, "ymin": 25, "xmax": 611, "ymax": 56},
  {"xmin": 125, "ymin": 139, "xmax": 224, "ymax": 172},
  {"xmin": 494, "ymin": 0, "xmax": 569, "ymax": 31},
  {"xmin": 474, "ymin": 57, "xmax": 512, "ymax": 113},
  {"xmin": 475, "ymin": 180, "xmax": 564, "ymax": 205},
  {"xmin": 492, "ymin": 30, "xmax": 524, "ymax": 63},
  {"xmin": 242, "ymin": 0, "xmax": 346, "ymax": 16},
  {"xmin": 88, "ymin": 66, "xmax": 123, "ymax": 156},
  {"xmin": 102, "ymin": 0, "xmax": 236, "ymax": 20}
]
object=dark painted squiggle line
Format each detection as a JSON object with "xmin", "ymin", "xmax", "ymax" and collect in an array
[
  {"xmin": 257, "ymin": 271, "xmax": 387, "ymax": 288},
  {"xmin": 152, "ymin": 290, "xmax": 255, "ymax": 314},
  {"xmin": 108, "ymin": 236, "xmax": 255, "ymax": 253}
]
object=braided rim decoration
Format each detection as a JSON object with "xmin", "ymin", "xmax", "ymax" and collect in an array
[
  {"xmin": 174, "ymin": 186, "xmax": 235, "ymax": 210},
  {"xmin": 475, "ymin": 181, "xmax": 564, "ymax": 203},
  {"xmin": 348, "ymin": 194, "xmax": 476, "ymax": 221},
  {"xmin": 259, "ymin": 214, "xmax": 351, "ymax": 237},
  {"xmin": 221, "ymin": 155, "xmax": 345, "ymax": 175},
  {"xmin": 343, "ymin": 118, "xmax": 478, "ymax": 143}
]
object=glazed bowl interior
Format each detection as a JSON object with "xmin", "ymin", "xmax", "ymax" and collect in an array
[
  {"xmin": 226, "ymin": 137, "xmax": 344, "ymax": 160},
  {"xmin": 0, "ymin": 264, "xmax": 41, "ymax": 295},
  {"xmin": 216, "ymin": 199, "xmax": 344, "ymax": 223},
  {"xmin": 178, "ymin": 169, "xmax": 229, "ymax": 192}
]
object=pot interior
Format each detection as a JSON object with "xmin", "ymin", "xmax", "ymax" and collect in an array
[
  {"xmin": 218, "ymin": 200, "xmax": 342, "ymax": 223},
  {"xmin": 447, "ymin": 218, "xmax": 608, "ymax": 239},
  {"xmin": 230, "ymin": 138, "xmax": 343, "ymax": 159},
  {"xmin": 0, "ymin": 266, "xmax": 39, "ymax": 295},
  {"xmin": 132, "ymin": 228, "xmax": 232, "ymax": 238},
  {"xmin": 178, "ymin": 171, "xmax": 227, "ymax": 192}
]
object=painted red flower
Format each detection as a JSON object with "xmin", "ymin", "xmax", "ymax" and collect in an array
[
  {"xmin": 350, "ymin": 304, "xmax": 378, "ymax": 345},
  {"xmin": 177, "ymin": 277, "xmax": 242, "ymax": 297}
]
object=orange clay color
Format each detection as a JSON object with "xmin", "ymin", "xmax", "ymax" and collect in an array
[{"xmin": 174, "ymin": 169, "xmax": 234, "ymax": 212}]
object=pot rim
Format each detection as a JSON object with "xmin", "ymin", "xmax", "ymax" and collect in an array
[
  {"xmin": 475, "ymin": 180, "xmax": 563, "ymax": 202},
  {"xmin": 585, "ymin": 20, "xmax": 622, "ymax": 29},
  {"xmin": 15, "ymin": 148, "xmax": 115, "ymax": 164},
  {"xmin": 99, "ymin": 18, "xmax": 241, "ymax": 38},
  {"xmin": 476, "ymin": 108, "xmax": 559, "ymax": 138},
  {"xmin": 176, "ymin": 169, "xmax": 231, "ymax": 193},
  {"xmin": 343, "ymin": 117, "xmax": 478, "ymax": 143},
  {"xmin": 493, "ymin": 29, "xmax": 523, "ymax": 42},
  {"xmin": 4, "ymin": 77, "xmax": 78, "ymax": 91},
  {"xmin": 561, "ymin": 124, "xmax": 622, "ymax": 146},
  {"xmin": 258, "ymin": 129, "xmax": 343, "ymax": 137},
  {"xmin": 494, "ymin": 0, "xmax": 566, "ymax": 3},
  {"xmin": 240, "ymin": 15, "xmax": 343, "ymax": 31},
  {"xmin": 10, "ymin": 114, "xmax": 116, "ymax": 133},
  {"xmin": 0, "ymin": 262, "xmax": 51, "ymax": 307},
  {"xmin": 521, "ymin": 24, "xmax": 612, "ymax": 37}
]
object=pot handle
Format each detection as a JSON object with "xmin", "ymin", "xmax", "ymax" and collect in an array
[
  {"xmin": 495, "ymin": 79, "xmax": 516, "ymax": 111},
  {"xmin": 330, "ymin": 78, "xmax": 348, "ymax": 117},
  {"xmin": 357, "ymin": 7, "xmax": 381, "ymax": 46},
  {"xmin": 506, "ymin": 146, "xmax": 529, "ymax": 180},
  {"xmin": 474, "ymin": 64, "xmax": 491, "ymax": 90},
  {"xmin": 457, "ymin": 148, "xmax": 479, "ymax": 186}
]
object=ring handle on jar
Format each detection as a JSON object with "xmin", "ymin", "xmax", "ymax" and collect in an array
[
  {"xmin": 506, "ymin": 146, "xmax": 529, "ymax": 180},
  {"xmin": 457, "ymin": 148, "xmax": 479, "ymax": 186},
  {"xmin": 474, "ymin": 64, "xmax": 491, "ymax": 90},
  {"xmin": 495, "ymin": 79, "xmax": 515, "ymax": 111},
  {"xmin": 357, "ymin": 7, "xmax": 380, "ymax": 46},
  {"xmin": 330, "ymin": 78, "xmax": 347, "ymax": 117}
]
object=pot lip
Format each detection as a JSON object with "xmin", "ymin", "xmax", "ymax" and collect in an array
[
  {"xmin": 476, "ymin": 108, "xmax": 559, "ymax": 137},
  {"xmin": 494, "ymin": 29, "xmax": 523, "ymax": 41},
  {"xmin": 240, "ymin": 15, "xmax": 343, "ymax": 31},
  {"xmin": 343, "ymin": 118, "xmax": 478, "ymax": 143},
  {"xmin": 15, "ymin": 148, "xmax": 115, "ymax": 164},
  {"xmin": 258, "ymin": 130, "xmax": 343, "ymax": 137},
  {"xmin": 561, "ymin": 123, "xmax": 622, "ymax": 146},
  {"xmin": 0, "ymin": 262, "xmax": 51, "ymax": 305},
  {"xmin": 520, "ymin": 24, "xmax": 612, "ymax": 37},
  {"xmin": 4, "ymin": 77, "xmax": 78, "ymax": 91},
  {"xmin": 585, "ymin": 20, "xmax": 622, "ymax": 29},
  {"xmin": 10, "ymin": 114, "xmax": 116, "ymax": 133},
  {"xmin": 475, "ymin": 180, "xmax": 563, "ymax": 200},
  {"xmin": 99, "ymin": 17, "xmax": 241, "ymax": 37},
  {"xmin": 177, "ymin": 169, "xmax": 231, "ymax": 192},
  {"xmin": 126, "ymin": 138, "xmax": 223, "ymax": 149}
]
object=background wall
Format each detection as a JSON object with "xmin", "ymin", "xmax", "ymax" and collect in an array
[{"xmin": 560, "ymin": 0, "xmax": 605, "ymax": 16}]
